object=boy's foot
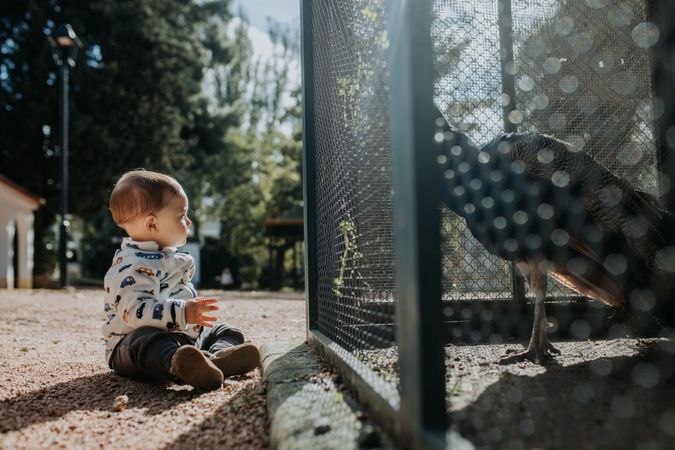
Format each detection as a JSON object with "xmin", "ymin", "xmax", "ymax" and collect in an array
[
  {"xmin": 210, "ymin": 343, "xmax": 260, "ymax": 377},
  {"xmin": 171, "ymin": 345, "xmax": 223, "ymax": 391}
]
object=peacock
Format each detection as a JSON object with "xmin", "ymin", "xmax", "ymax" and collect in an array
[{"xmin": 434, "ymin": 107, "xmax": 675, "ymax": 363}]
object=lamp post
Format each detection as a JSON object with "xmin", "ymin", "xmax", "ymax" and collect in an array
[{"xmin": 48, "ymin": 24, "xmax": 82, "ymax": 288}]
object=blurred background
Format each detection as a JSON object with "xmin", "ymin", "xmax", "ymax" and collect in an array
[{"xmin": 1, "ymin": 0, "xmax": 305, "ymax": 291}]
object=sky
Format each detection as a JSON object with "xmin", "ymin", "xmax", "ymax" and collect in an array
[
  {"xmin": 230, "ymin": 0, "xmax": 300, "ymax": 34},
  {"xmin": 228, "ymin": 0, "xmax": 301, "ymax": 81},
  {"xmin": 227, "ymin": 0, "xmax": 301, "ymax": 132}
]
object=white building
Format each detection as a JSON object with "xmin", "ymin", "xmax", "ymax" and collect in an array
[{"xmin": 0, "ymin": 176, "xmax": 44, "ymax": 289}]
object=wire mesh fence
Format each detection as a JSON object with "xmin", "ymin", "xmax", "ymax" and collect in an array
[
  {"xmin": 311, "ymin": 0, "xmax": 396, "ymax": 355},
  {"xmin": 434, "ymin": 0, "xmax": 659, "ymax": 305},
  {"xmin": 304, "ymin": 0, "xmax": 675, "ymax": 448},
  {"xmin": 310, "ymin": 0, "xmax": 663, "ymax": 354},
  {"xmin": 431, "ymin": 0, "xmax": 667, "ymax": 345}
]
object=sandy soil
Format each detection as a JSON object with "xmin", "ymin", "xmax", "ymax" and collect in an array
[
  {"xmin": 356, "ymin": 337, "xmax": 675, "ymax": 450},
  {"xmin": 0, "ymin": 289, "xmax": 305, "ymax": 450},
  {"xmin": 4, "ymin": 288, "xmax": 674, "ymax": 450}
]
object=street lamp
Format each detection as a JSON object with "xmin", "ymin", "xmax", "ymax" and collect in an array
[{"xmin": 47, "ymin": 24, "xmax": 83, "ymax": 288}]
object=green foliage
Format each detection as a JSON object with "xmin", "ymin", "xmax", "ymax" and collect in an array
[
  {"xmin": 2, "ymin": 1, "xmax": 302, "ymax": 287},
  {"xmin": 8, "ymin": 0, "xmax": 221, "ymax": 213},
  {"xmin": 79, "ymin": 211, "xmax": 125, "ymax": 278},
  {"xmin": 1, "ymin": 0, "xmax": 242, "ymax": 277},
  {"xmin": 201, "ymin": 17, "xmax": 303, "ymax": 288},
  {"xmin": 333, "ymin": 217, "xmax": 367, "ymax": 298}
]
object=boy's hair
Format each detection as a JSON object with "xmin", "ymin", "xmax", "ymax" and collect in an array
[{"xmin": 109, "ymin": 170, "xmax": 184, "ymax": 225}]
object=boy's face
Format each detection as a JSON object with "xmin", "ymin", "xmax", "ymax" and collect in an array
[{"xmin": 153, "ymin": 193, "xmax": 192, "ymax": 248}]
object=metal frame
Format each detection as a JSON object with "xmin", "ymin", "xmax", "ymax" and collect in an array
[
  {"xmin": 497, "ymin": 0, "xmax": 527, "ymax": 303},
  {"xmin": 301, "ymin": 0, "xmax": 401, "ymax": 436},
  {"xmin": 302, "ymin": 0, "xmax": 675, "ymax": 448},
  {"xmin": 302, "ymin": 0, "xmax": 319, "ymax": 333},
  {"xmin": 651, "ymin": 0, "xmax": 675, "ymax": 214},
  {"xmin": 301, "ymin": 0, "xmax": 407, "ymax": 441},
  {"xmin": 388, "ymin": 0, "xmax": 447, "ymax": 448},
  {"xmin": 302, "ymin": 0, "xmax": 447, "ymax": 447},
  {"xmin": 308, "ymin": 331, "xmax": 400, "ymax": 436},
  {"xmin": 650, "ymin": 0, "xmax": 675, "ymax": 326}
]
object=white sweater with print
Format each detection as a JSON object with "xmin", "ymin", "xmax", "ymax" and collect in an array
[{"xmin": 102, "ymin": 238, "xmax": 201, "ymax": 364}]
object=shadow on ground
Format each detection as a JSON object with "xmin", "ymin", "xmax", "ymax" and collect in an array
[
  {"xmin": 161, "ymin": 377, "xmax": 267, "ymax": 449},
  {"xmin": 452, "ymin": 342, "xmax": 675, "ymax": 450},
  {"xmin": 0, "ymin": 372, "xmax": 201, "ymax": 433}
]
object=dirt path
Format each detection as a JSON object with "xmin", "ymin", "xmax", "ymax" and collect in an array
[
  {"xmin": 356, "ymin": 337, "xmax": 675, "ymax": 449},
  {"xmin": 0, "ymin": 289, "xmax": 305, "ymax": 449}
]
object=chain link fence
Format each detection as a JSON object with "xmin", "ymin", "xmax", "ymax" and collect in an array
[
  {"xmin": 434, "ymin": 0, "xmax": 658, "ymax": 308},
  {"xmin": 304, "ymin": 0, "xmax": 674, "ymax": 447},
  {"xmin": 310, "ymin": 0, "xmax": 660, "ymax": 357},
  {"xmin": 312, "ymin": 0, "xmax": 396, "ymax": 354}
]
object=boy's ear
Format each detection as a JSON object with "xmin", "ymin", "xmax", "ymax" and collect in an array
[{"xmin": 144, "ymin": 214, "xmax": 158, "ymax": 233}]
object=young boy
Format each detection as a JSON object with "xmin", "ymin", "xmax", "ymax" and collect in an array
[{"xmin": 102, "ymin": 169, "xmax": 259, "ymax": 391}]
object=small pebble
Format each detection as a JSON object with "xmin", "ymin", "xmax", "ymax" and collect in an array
[
  {"xmin": 112, "ymin": 395, "xmax": 129, "ymax": 412},
  {"xmin": 314, "ymin": 424, "xmax": 331, "ymax": 435}
]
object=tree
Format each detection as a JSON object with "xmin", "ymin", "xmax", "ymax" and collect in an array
[
  {"xmin": 200, "ymin": 16, "xmax": 303, "ymax": 288},
  {"xmin": 1, "ymin": 0, "xmax": 243, "ymax": 279}
]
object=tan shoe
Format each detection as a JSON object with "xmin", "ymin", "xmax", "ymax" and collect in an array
[
  {"xmin": 210, "ymin": 343, "xmax": 260, "ymax": 377},
  {"xmin": 171, "ymin": 345, "xmax": 223, "ymax": 391}
]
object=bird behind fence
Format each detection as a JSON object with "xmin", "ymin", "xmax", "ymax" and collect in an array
[{"xmin": 435, "ymin": 106, "xmax": 675, "ymax": 363}]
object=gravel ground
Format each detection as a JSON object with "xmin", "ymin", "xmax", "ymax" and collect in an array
[
  {"xmin": 0, "ymin": 289, "xmax": 305, "ymax": 450},
  {"xmin": 356, "ymin": 337, "xmax": 675, "ymax": 449}
]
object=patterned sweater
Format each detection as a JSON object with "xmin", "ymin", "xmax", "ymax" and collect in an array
[{"xmin": 102, "ymin": 238, "xmax": 201, "ymax": 365}]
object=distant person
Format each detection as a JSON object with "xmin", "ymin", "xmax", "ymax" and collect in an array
[
  {"xmin": 220, "ymin": 267, "xmax": 234, "ymax": 290},
  {"xmin": 102, "ymin": 170, "xmax": 260, "ymax": 391}
]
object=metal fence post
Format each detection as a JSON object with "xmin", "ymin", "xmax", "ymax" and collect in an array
[
  {"xmin": 650, "ymin": 0, "xmax": 675, "ymax": 326},
  {"xmin": 497, "ymin": 0, "xmax": 526, "ymax": 303},
  {"xmin": 388, "ymin": 0, "xmax": 447, "ymax": 448},
  {"xmin": 301, "ymin": 0, "xmax": 319, "ymax": 334},
  {"xmin": 650, "ymin": 0, "xmax": 675, "ymax": 213}
]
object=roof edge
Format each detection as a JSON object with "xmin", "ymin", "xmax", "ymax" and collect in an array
[{"xmin": 0, "ymin": 175, "xmax": 46, "ymax": 207}]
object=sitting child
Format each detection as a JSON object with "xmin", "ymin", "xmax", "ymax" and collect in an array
[{"xmin": 102, "ymin": 169, "xmax": 259, "ymax": 390}]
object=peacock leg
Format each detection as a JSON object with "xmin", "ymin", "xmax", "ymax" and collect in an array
[{"xmin": 500, "ymin": 261, "xmax": 560, "ymax": 364}]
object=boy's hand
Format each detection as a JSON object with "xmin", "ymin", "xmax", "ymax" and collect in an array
[{"xmin": 184, "ymin": 297, "xmax": 219, "ymax": 327}]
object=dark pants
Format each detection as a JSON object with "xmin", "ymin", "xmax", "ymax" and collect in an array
[{"xmin": 109, "ymin": 324, "xmax": 245, "ymax": 383}]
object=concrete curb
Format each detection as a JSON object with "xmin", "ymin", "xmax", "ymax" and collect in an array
[{"xmin": 260, "ymin": 341, "xmax": 394, "ymax": 450}]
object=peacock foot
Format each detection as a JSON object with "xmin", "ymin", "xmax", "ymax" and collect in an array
[{"xmin": 499, "ymin": 340, "xmax": 560, "ymax": 365}]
